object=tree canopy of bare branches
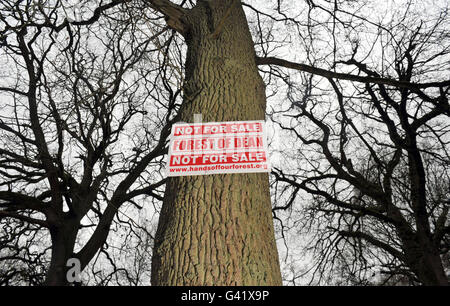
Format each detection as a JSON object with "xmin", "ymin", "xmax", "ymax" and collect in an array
[{"xmin": 0, "ymin": 0, "xmax": 448, "ymax": 286}]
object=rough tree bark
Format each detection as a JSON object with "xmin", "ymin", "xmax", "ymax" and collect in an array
[{"xmin": 151, "ymin": 0, "xmax": 282, "ymax": 285}]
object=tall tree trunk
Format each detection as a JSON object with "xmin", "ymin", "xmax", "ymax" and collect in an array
[
  {"xmin": 407, "ymin": 152, "xmax": 448, "ymax": 285},
  {"xmin": 401, "ymin": 234, "xmax": 448, "ymax": 285},
  {"xmin": 151, "ymin": 0, "xmax": 282, "ymax": 285},
  {"xmin": 44, "ymin": 222, "xmax": 78, "ymax": 286},
  {"xmin": 403, "ymin": 141, "xmax": 448, "ymax": 285},
  {"xmin": 416, "ymin": 249, "xmax": 449, "ymax": 285}
]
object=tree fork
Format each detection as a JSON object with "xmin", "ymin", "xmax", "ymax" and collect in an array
[{"xmin": 151, "ymin": 0, "xmax": 282, "ymax": 285}]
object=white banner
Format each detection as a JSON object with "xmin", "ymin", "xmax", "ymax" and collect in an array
[{"xmin": 166, "ymin": 120, "xmax": 270, "ymax": 176}]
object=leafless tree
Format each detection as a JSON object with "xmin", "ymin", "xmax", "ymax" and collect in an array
[
  {"xmin": 0, "ymin": 0, "xmax": 448, "ymax": 286},
  {"xmin": 0, "ymin": 0, "xmax": 180, "ymax": 285},
  {"xmin": 265, "ymin": 0, "xmax": 449, "ymax": 285}
]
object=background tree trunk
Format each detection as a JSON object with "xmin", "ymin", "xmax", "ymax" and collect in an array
[{"xmin": 151, "ymin": 0, "xmax": 282, "ymax": 285}]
